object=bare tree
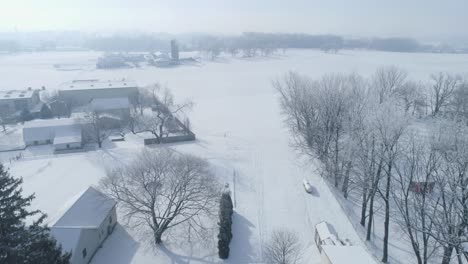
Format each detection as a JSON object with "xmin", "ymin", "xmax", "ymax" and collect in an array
[
  {"xmin": 140, "ymin": 84, "xmax": 193, "ymax": 143},
  {"xmin": 263, "ymin": 229, "xmax": 303, "ymax": 264},
  {"xmin": 393, "ymin": 136, "xmax": 440, "ymax": 264},
  {"xmin": 450, "ymin": 80, "xmax": 468, "ymax": 121},
  {"xmin": 430, "ymin": 72, "xmax": 461, "ymax": 116},
  {"xmin": 82, "ymin": 110, "xmax": 109, "ymax": 148},
  {"xmin": 429, "ymin": 121, "xmax": 468, "ymax": 264},
  {"xmin": 100, "ymin": 148, "xmax": 219, "ymax": 245},
  {"xmin": 395, "ymin": 81, "xmax": 427, "ymax": 115},
  {"xmin": 133, "ymin": 87, "xmax": 154, "ymax": 115},
  {"xmin": 228, "ymin": 46, "xmax": 239, "ymax": 57},
  {"xmin": 374, "ymin": 102, "xmax": 408, "ymax": 263},
  {"xmin": 373, "ymin": 66, "xmax": 407, "ymax": 104}
]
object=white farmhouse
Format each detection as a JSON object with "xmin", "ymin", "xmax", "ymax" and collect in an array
[
  {"xmin": 50, "ymin": 187, "xmax": 117, "ymax": 264},
  {"xmin": 22, "ymin": 118, "xmax": 83, "ymax": 150}
]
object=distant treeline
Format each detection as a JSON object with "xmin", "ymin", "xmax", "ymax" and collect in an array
[
  {"xmin": 83, "ymin": 33, "xmax": 462, "ymax": 54},
  {"xmin": 0, "ymin": 40, "xmax": 20, "ymax": 52},
  {"xmin": 1, "ymin": 32, "xmax": 467, "ymax": 54},
  {"xmin": 85, "ymin": 36, "xmax": 170, "ymax": 52}
]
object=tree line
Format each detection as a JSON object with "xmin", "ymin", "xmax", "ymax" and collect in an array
[
  {"xmin": 82, "ymin": 33, "xmax": 459, "ymax": 55},
  {"xmin": 275, "ymin": 67, "xmax": 468, "ymax": 263}
]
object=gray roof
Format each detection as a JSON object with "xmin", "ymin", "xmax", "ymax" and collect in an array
[
  {"xmin": 0, "ymin": 89, "xmax": 36, "ymax": 100},
  {"xmin": 60, "ymin": 79, "xmax": 137, "ymax": 91},
  {"xmin": 52, "ymin": 186, "xmax": 116, "ymax": 228}
]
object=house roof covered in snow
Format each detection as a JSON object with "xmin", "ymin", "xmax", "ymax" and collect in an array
[
  {"xmin": 59, "ymin": 79, "xmax": 137, "ymax": 91},
  {"xmin": 321, "ymin": 246, "xmax": 377, "ymax": 264},
  {"xmin": 23, "ymin": 118, "xmax": 83, "ymax": 143},
  {"xmin": 90, "ymin": 97, "xmax": 130, "ymax": 111},
  {"xmin": 52, "ymin": 186, "xmax": 116, "ymax": 228},
  {"xmin": 23, "ymin": 118, "xmax": 81, "ymax": 129},
  {"xmin": 0, "ymin": 89, "xmax": 37, "ymax": 100}
]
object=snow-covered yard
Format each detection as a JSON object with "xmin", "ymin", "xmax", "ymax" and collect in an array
[{"xmin": 1, "ymin": 49, "xmax": 467, "ymax": 263}]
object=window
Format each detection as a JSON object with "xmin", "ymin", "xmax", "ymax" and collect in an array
[
  {"xmin": 66, "ymin": 144, "xmax": 70, "ymax": 149},
  {"xmin": 34, "ymin": 141, "xmax": 38, "ymax": 145},
  {"xmin": 82, "ymin": 248, "xmax": 87, "ymax": 258}
]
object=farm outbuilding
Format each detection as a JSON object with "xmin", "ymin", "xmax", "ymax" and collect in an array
[
  {"xmin": 58, "ymin": 79, "xmax": 138, "ymax": 107},
  {"xmin": 50, "ymin": 187, "xmax": 117, "ymax": 264},
  {"xmin": 22, "ymin": 118, "xmax": 84, "ymax": 150}
]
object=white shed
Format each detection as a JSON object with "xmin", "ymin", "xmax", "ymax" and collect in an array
[
  {"xmin": 315, "ymin": 221, "xmax": 341, "ymax": 252},
  {"xmin": 50, "ymin": 187, "xmax": 117, "ymax": 264},
  {"xmin": 22, "ymin": 118, "xmax": 83, "ymax": 150}
]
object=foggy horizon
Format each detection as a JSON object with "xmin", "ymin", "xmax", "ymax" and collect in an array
[{"xmin": 1, "ymin": 0, "xmax": 468, "ymax": 43}]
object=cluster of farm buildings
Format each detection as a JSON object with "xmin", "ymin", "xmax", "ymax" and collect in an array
[
  {"xmin": 1, "ymin": 79, "xmax": 136, "ymax": 151},
  {"xmin": 1, "ymin": 80, "xmax": 138, "ymax": 263}
]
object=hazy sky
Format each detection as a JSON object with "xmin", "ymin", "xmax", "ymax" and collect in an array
[{"xmin": 1, "ymin": 0, "xmax": 467, "ymax": 40}]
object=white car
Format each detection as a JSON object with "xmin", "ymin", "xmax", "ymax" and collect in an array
[{"xmin": 303, "ymin": 179, "xmax": 313, "ymax": 193}]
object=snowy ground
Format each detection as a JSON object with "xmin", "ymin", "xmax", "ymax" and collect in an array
[{"xmin": 1, "ymin": 49, "xmax": 468, "ymax": 263}]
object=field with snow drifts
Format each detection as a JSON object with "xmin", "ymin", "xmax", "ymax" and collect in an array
[{"xmin": 1, "ymin": 49, "xmax": 467, "ymax": 264}]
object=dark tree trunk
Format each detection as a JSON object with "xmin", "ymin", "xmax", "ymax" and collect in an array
[
  {"xmin": 441, "ymin": 246, "xmax": 453, "ymax": 264},
  {"xmin": 367, "ymin": 160, "xmax": 382, "ymax": 241},
  {"xmin": 360, "ymin": 185, "xmax": 368, "ymax": 227},
  {"xmin": 382, "ymin": 163, "xmax": 393, "ymax": 263},
  {"xmin": 154, "ymin": 230, "xmax": 163, "ymax": 244},
  {"xmin": 341, "ymin": 161, "xmax": 351, "ymax": 199}
]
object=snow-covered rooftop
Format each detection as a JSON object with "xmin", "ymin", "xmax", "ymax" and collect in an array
[
  {"xmin": 23, "ymin": 118, "xmax": 81, "ymax": 128},
  {"xmin": 91, "ymin": 97, "xmax": 130, "ymax": 111},
  {"xmin": 60, "ymin": 79, "xmax": 137, "ymax": 91},
  {"xmin": 321, "ymin": 246, "xmax": 377, "ymax": 264},
  {"xmin": 0, "ymin": 89, "xmax": 36, "ymax": 100},
  {"xmin": 315, "ymin": 221, "xmax": 338, "ymax": 242},
  {"xmin": 52, "ymin": 186, "xmax": 115, "ymax": 228}
]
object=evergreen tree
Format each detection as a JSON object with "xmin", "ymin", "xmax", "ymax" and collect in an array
[
  {"xmin": 0, "ymin": 164, "xmax": 71, "ymax": 264},
  {"xmin": 39, "ymin": 104, "xmax": 53, "ymax": 119},
  {"xmin": 218, "ymin": 192, "xmax": 233, "ymax": 259},
  {"xmin": 19, "ymin": 109, "xmax": 33, "ymax": 122}
]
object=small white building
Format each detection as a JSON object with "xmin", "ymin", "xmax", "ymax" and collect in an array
[
  {"xmin": 320, "ymin": 246, "xmax": 377, "ymax": 264},
  {"xmin": 315, "ymin": 221, "xmax": 341, "ymax": 252},
  {"xmin": 50, "ymin": 187, "xmax": 117, "ymax": 264},
  {"xmin": 22, "ymin": 118, "xmax": 83, "ymax": 150}
]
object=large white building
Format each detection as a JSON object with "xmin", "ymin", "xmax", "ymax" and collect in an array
[
  {"xmin": 50, "ymin": 187, "xmax": 117, "ymax": 264},
  {"xmin": 58, "ymin": 79, "xmax": 138, "ymax": 107},
  {"xmin": 22, "ymin": 118, "xmax": 83, "ymax": 150}
]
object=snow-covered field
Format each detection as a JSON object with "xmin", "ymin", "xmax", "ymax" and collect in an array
[{"xmin": 1, "ymin": 49, "xmax": 467, "ymax": 263}]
